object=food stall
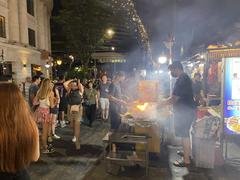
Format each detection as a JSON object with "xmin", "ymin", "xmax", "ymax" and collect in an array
[
  {"xmin": 103, "ymin": 79, "xmax": 170, "ymax": 175},
  {"xmin": 205, "ymin": 47, "xmax": 240, "ymax": 122},
  {"xmin": 121, "ymin": 80, "xmax": 169, "ymax": 154},
  {"xmin": 187, "ymin": 47, "xmax": 240, "ymax": 168}
]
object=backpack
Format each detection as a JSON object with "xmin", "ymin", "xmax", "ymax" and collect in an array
[{"xmin": 67, "ymin": 89, "xmax": 82, "ymax": 105}]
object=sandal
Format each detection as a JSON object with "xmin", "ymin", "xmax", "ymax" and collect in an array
[
  {"xmin": 173, "ymin": 159, "xmax": 190, "ymax": 167},
  {"xmin": 42, "ymin": 148, "xmax": 55, "ymax": 154}
]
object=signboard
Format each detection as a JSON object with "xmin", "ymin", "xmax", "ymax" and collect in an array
[
  {"xmin": 138, "ymin": 80, "xmax": 159, "ymax": 102},
  {"xmin": 224, "ymin": 58, "xmax": 240, "ymax": 135}
]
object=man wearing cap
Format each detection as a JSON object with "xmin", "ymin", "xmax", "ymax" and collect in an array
[{"xmin": 160, "ymin": 61, "xmax": 196, "ymax": 167}]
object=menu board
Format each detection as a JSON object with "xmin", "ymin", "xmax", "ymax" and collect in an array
[{"xmin": 224, "ymin": 58, "xmax": 240, "ymax": 135}]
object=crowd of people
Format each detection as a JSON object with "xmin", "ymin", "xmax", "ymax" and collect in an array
[
  {"xmin": 0, "ymin": 72, "xmax": 121, "ymax": 179},
  {"xmin": 0, "ymin": 62, "xmax": 206, "ymax": 179},
  {"xmin": 25, "ymin": 74, "xmax": 116, "ymax": 153}
]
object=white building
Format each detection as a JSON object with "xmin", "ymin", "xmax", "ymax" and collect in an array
[{"xmin": 0, "ymin": 0, "xmax": 53, "ymax": 83}]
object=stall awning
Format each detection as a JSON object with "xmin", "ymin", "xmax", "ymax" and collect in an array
[
  {"xmin": 92, "ymin": 52, "xmax": 126, "ymax": 64},
  {"xmin": 208, "ymin": 48, "xmax": 240, "ymax": 59}
]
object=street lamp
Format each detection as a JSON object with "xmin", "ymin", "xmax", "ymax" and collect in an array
[
  {"xmin": 56, "ymin": 59, "xmax": 62, "ymax": 66},
  {"xmin": 158, "ymin": 56, "xmax": 167, "ymax": 64},
  {"xmin": 107, "ymin": 29, "xmax": 114, "ymax": 36},
  {"xmin": 111, "ymin": 46, "xmax": 115, "ymax": 51},
  {"xmin": 45, "ymin": 62, "xmax": 51, "ymax": 68},
  {"xmin": 69, "ymin": 55, "xmax": 74, "ymax": 61}
]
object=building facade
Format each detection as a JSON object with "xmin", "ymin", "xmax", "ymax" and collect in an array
[{"xmin": 0, "ymin": 0, "xmax": 53, "ymax": 83}]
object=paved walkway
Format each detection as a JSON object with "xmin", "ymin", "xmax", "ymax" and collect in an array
[
  {"xmin": 169, "ymin": 144, "xmax": 240, "ymax": 180},
  {"xmin": 28, "ymin": 120, "xmax": 109, "ymax": 180},
  {"xmin": 27, "ymin": 120, "xmax": 240, "ymax": 180},
  {"xmin": 83, "ymin": 142, "xmax": 240, "ymax": 180}
]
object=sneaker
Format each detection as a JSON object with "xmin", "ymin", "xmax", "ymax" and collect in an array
[
  {"xmin": 72, "ymin": 136, "xmax": 76, "ymax": 143},
  {"xmin": 42, "ymin": 148, "xmax": 55, "ymax": 154},
  {"xmin": 48, "ymin": 136, "xmax": 53, "ymax": 143},
  {"xmin": 65, "ymin": 120, "xmax": 70, "ymax": 125},
  {"xmin": 55, "ymin": 120, "xmax": 59, "ymax": 127},
  {"xmin": 61, "ymin": 121, "xmax": 66, "ymax": 128},
  {"xmin": 53, "ymin": 134, "xmax": 61, "ymax": 139}
]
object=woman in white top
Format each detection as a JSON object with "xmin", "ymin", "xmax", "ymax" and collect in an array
[{"xmin": 34, "ymin": 79, "xmax": 55, "ymax": 153}]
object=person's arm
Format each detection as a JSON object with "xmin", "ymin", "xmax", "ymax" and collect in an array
[
  {"xmin": 108, "ymin": 93, "xmax": 127, "ymax": 105},
  {"xmin": 95, "ymin": 92, "xmax": 99, "ymax": 109},
  {"xmin": 97, "ymin": 90, "xmax": 100, "ymax": 99},
  {"xmin": 159, "ymin": 95, "xmax": 179, "ymax": 106},
  {"xmin": 29, "ymin": 86, "xmax": 38, "ymax": 104},
  {"xmin": 77, "ymin": 79, "xmax": 84, "ymax": 96},
  {"xmin": 63, "ymin": 79, "xmax": 73, "ymax": 92},
  {"xmin": 32, "ymin": 125, "xmax": 40, "ymax": 161},
  {"xmin": 159, "ymin": 77, "xmax": 182, "ymax": 106},
  {"xmin": 30, "ymin": 93, "xmax": 35, "ymax": 104},
  {"xmin": 55, "ymin": 88, "xmax": 60, "ymax": 104},
  {"xmin": 108, "ymin": 83, "xmax": 127, "ymax": 105},
  {"xmin": 49, "ymin": 92, "xmax": 55, "ymax": 108},
  {"xmin": 32, "ymin": 90, "xmax": 39, "ymax": 106}
]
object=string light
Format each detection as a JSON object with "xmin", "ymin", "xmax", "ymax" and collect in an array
[{"xmin": 110, "ymin": 0, "xmax": 152, "ymax": 62}]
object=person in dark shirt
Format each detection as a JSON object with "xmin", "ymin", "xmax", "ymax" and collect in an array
[
  {"xmin": 99, "ymin": 75, "xmax": 110, "ymax": 121},
  {"xmin": 192, "ymin": 73, "xmax": 205, "ymax": 106},
  {"xmin": 108, "ymin": 72, "xmax": 127, "ymax": 130},
  {"xmin": 28, "ymin": 76, "xmax": 41, "ymax": 111},
  {"xmin": 55, "ymin": 75, "xmax": 67, "ymax": 128},
  {"xmin": 160, "ymin": 61, "xmax": 196, "ymax": 167}
]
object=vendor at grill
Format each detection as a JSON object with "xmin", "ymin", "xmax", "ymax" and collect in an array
[
  {"xmin": 108, "ymin": 71, "xmax": 127, "ymax": 130},
  {"xmin": 159, "ymin": 61, "xmax": 196, "ymax": 167}
]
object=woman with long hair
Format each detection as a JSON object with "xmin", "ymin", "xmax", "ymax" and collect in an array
[
  {"xmin": 0, "ymin": 83, "xmax": 39, "ymax": 180},
  {"xmin": 34, "ymin": 78, "xmax": 55, "ymax": 153}
]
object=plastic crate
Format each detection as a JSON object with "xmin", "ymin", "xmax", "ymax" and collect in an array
[{"xmin": 192, "ymin": 137, "xmax": 215, "ymax": 168}]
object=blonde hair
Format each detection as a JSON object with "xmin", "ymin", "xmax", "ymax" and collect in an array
[
  {"xmin": 0, "ymin": 83, "xmax": 38, "ymax": 172},
  {"xmin": 36, "ymin": 78, "xmax": 52, "ymax": 100}
]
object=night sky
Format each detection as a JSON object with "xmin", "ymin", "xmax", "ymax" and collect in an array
[
  {"xmin": 136, "ymin": 0, "xmax": 240, "ymax": 59},
  {"xmin": 52, "ymin": 0, "xmax": 240, "ymax": 59}
]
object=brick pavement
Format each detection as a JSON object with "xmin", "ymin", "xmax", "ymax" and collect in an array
[{"xmin": 28, "ymin": 120, "xmax": 109, "ymax": 180}]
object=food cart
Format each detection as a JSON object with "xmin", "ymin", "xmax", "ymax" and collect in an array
[
  {"xmin": 103, "ymin": 79, "xmax": 170, "ymax": 175},
  {"xmin": 186, "ymin": 47, "xmax": 240, "ymax": 168},
  {"xmin": 121, "ymin": 80, "xmax": 167, "ymax": 154}
]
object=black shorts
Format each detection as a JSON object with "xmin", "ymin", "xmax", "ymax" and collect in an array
[
  {"xmin": 50, "ymin": 107, "xmax": 59, "ymax": 115},
  {"xmin": 174, "ymin": 110, "xmax": 196, "ymax": 138},
  {"xmin": 59, "ymin": 98, "xmax": 67, "ymax": 112}
]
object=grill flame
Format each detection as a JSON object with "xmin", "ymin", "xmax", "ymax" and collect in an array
[{"xmin": 136, "ymin": 103, "xmax": 149, "ymax": 111}]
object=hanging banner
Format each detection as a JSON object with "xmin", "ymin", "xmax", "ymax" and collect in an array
[{"xmin": 224, "ymin": 58, "xmax": 240, "ymax": 135}]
